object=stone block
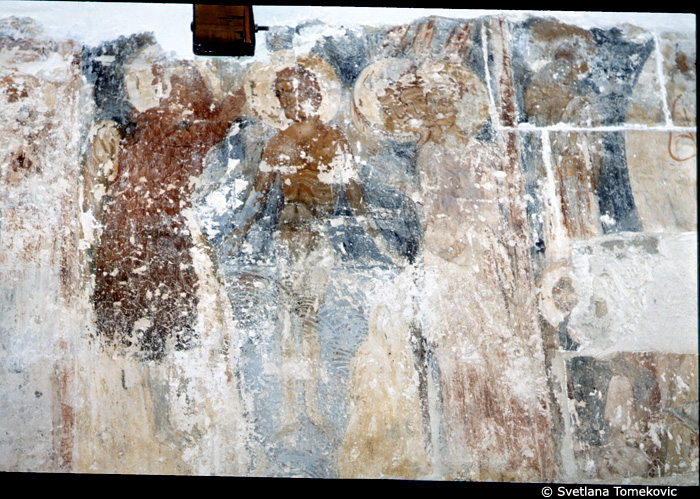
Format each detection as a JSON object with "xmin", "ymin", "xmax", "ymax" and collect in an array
[
  {"xmin": 569, "ymin": 231, "xmax": 697, "ymax": 355},
  {"xmin": 626, "ymin": 131, "xmax": 697, "ymax": 232}
]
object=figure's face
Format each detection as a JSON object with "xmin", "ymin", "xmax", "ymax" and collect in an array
[
  {"xmin": 124, "ymin": 60, "xmax": 172, "ymax": 112},
  {"xmin": 426, "ymin": 85, "xmax": 459, "ymax": 128},
  {"xmin": 378, "ymin": 74, "xmax": 428, "ymax": 135},
  {"xmin": 125, "ymin": 54, "xmax": 214, "ymax": 116},
  {"xmin": 275, "ymin": 66, "xmax": 321, "ymax": 122}
]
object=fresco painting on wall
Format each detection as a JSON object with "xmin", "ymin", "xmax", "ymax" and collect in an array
[{"xmin": 0, "ymin": 9, "xmax": 697, "ymax": 483}]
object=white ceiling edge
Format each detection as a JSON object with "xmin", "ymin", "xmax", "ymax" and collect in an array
[{"xmin": 1, "ymin": 2, "xmax": 695, "ymax": 60}]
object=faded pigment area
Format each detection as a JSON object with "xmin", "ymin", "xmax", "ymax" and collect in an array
[{"xmin": 0, "ymin": 12, "xmax": 697, "ymax": 483}]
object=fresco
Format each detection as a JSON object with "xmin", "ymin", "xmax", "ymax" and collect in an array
[{"xmin": 0, "ymin": 12, "xmax": 697, "ymax": 482}]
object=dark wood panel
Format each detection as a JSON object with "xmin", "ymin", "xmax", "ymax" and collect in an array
[{"xmin": 192, "ymin": 4, "xmax": 257, "ymax": 56}]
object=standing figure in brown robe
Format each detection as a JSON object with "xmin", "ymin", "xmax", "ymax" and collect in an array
[
  {"xmin": 235, "ymin": 64, "xmax": 378, "ymax": 432},
  {"xmin": 93, "ymin": 62, "xmax": 244, "ymax": 361}
]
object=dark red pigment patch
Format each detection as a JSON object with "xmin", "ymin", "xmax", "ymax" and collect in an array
[
  {"xmin": 93, "ymin": 66, "xmax": 244, "ymax": 360},
  {"xmin": 58, "ymin": 364, "xmax": 75, "ymax": 470}
]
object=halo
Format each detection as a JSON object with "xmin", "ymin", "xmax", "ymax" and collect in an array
[
  {"xmin": 243, "ymin": 50, "xmax": 341, "ymax": 129},
  {"xmin": 352, "ymin": 58, "xmax": 490, "ymax": 142},
  {"xmin": 123, "ymin": 45, "xmax": 188, "ymax": 113},
  {"xmin": 351, "ymin": 57, "xmax": 420, "ymax": 143}
]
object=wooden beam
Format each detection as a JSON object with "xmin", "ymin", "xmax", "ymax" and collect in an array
[{"xmin": 192, "ymin": 4, "xmax": 263, "ymax": 56}]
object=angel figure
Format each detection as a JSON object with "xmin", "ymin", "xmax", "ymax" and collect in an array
[{"xmin": 90, "ymin": 46, "xmax": 244, "ymax": 360}]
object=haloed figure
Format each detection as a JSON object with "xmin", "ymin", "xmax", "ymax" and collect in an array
[
  {"xmin": 238, "ymin": 64, "xmax": 375, "ymax": 432},
  {"xmin": 93, "ymin": 58, "xmax": 244, "ymax": 361}
]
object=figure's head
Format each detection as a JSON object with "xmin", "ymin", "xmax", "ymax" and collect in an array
[
  {"xmin": 422, "ymin": 63, "xmax": 477, "ymax": 130},
  {"xmin": 124, "ymin": 45, "xmax": 213, "ymax": 113},
  {"xmin": 425, "ymin": 84, "xmax": 459, "ymax": 129},
  {"xmin": 421, "ymin": 62, "xmax": 489, "ymax": 141},
  {"xmin": 123, "ymin": 45, "xmax": 170, "ymax": 112},
  {"xmin": 274, "ymin": 65, "xmax": 322, "ymax": 122},
  {"xmin": 355, "ymin": 59, "xmax": 487, "ymax": 145},
  {"xmin": 378, "ymin": 67, "xmax": 467, "ymax": 145}
]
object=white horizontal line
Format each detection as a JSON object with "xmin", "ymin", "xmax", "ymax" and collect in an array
[{"xmin": 495, "ymin": 124, "xmax": 697, "ymax": 133}]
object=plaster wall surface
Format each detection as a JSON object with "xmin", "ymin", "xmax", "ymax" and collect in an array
[{"xmin": 0, "ymin": 4, "xmax": 697, "ymax": 483}]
